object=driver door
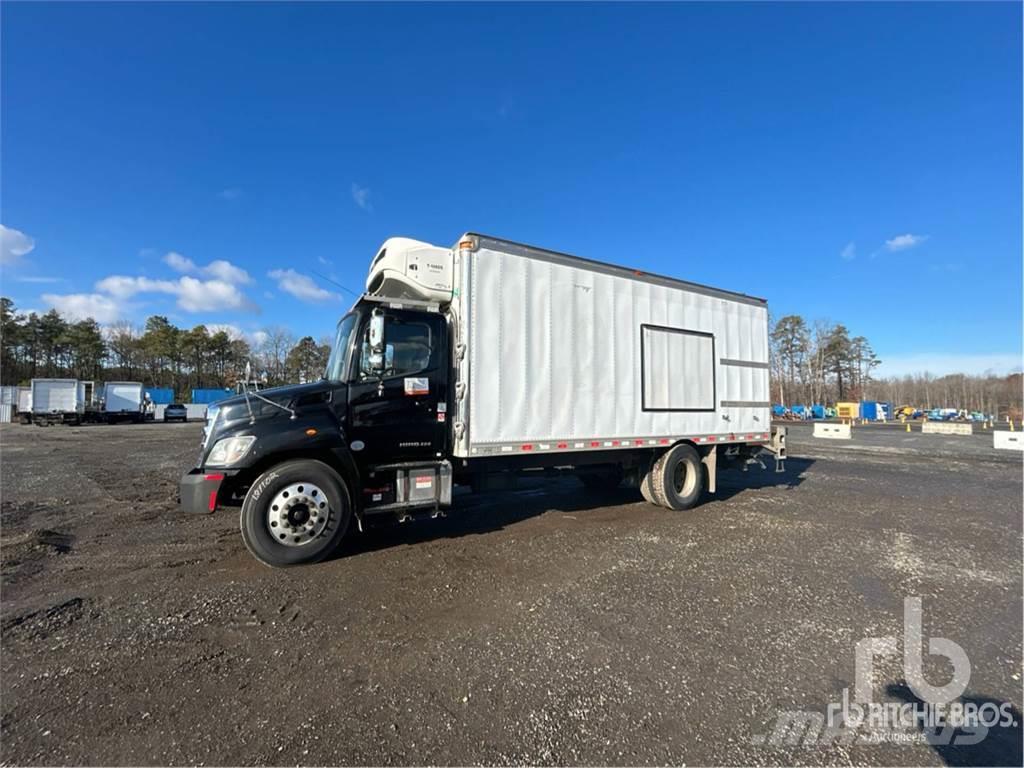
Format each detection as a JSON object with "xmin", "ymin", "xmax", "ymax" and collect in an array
[{"xmin": 347, "ymin": 309, "xmax": 448, "ymax": 465}]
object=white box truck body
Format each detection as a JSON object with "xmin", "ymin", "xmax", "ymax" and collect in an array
[
  {"xmin": 31, "ymin": 379, "xmax": 84, "ymax": 425},
  {"xmin": 17, "ymin": 386, "xmax": 31, "ymax": 412},
  {"xmin": 16, "ymin": 386, "xmax": 32, "ymax": 423},
  {"xmin": 103, "ymin": 381, "xmax": 145, "ymax": 422},
  {"xmin": 449, "ymin": 236, "xmax": 770, "ymax": 456}
]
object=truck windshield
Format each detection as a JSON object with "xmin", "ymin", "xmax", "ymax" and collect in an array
[{"xmin": 324, "ymin": 313, "xmax": 358, "ymax": 381}]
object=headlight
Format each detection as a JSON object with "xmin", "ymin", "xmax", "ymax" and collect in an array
[{"xmin": 207, "ymin": 436, "xmax": 255, "ymax": 466}]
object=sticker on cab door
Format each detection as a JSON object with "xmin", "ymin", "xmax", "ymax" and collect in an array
[{"xmin": 404, "ymin": 377, "xmax": 429, "ymax": 396}]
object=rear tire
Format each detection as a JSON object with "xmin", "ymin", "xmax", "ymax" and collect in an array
[
  {"xmin": 240, "ymin": 460, "xmax": 352, "ymax": 568},
  {"xmin": 649, "ymin": 443, "xmax": 704, "ymax": 511},
  {"xmin": 639, "ymin": 456, "xmax": 657, "ymax": 505}
]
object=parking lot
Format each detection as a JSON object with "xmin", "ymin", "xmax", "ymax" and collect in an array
[{"xmin": 1, "ymin": 421, "xmax": 1021, "ymax": 765}]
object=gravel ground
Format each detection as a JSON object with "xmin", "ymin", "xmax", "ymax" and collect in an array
[{"xmin": 1, "ymin": 421, "xmax": 1020, "ymax": 766}]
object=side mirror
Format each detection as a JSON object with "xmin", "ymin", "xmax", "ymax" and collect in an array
[
  {"xmin": 369, "ymin": 313, "xmax": 385, "ymax": 353},
  {"xmin": 367, "ymin": 313, "xmax": 386, "ymax": 375}
]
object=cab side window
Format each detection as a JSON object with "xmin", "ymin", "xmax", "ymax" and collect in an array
[{"xmin": 357, "ymin": 317, "xmax": 432, "ymax": 380}]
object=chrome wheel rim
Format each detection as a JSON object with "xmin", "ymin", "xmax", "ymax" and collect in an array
[{"xmin": 267, "ymin": 482, "xmax": 330, "ymax": 547}]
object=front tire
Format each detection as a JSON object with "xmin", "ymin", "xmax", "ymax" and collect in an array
[
  {"xmin": 240, "ymin": 460, "xmax": 352, "ymax": 567},
  {"xmin": 649, "ymin": 443, "xmax": 704, "ymax": 510}
]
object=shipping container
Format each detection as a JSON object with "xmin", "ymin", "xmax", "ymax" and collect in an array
[
  {"xmin": 146, "ymin": 387, "xmax": 175, "ymax": 405},
  {"xmin": 190, "ymin": 388, "xmax": 233, "ymax": 405}
]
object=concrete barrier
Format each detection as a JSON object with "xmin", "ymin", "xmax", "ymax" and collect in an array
[
  {"xmin": 994, "ymin": 431, "xmax": 1024, "ymax": 451},
  {"xmin": 813, "ymin": 422, "xmax": 851, "ymax": 440},
  {"xmin": 921, "ymin": 421, "xmax": 972, "ymax": 436}
]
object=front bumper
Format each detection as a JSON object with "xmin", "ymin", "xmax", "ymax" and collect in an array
[{"xmin": 179, "ymin": 468, "xmax": 226, "ymax": 514}]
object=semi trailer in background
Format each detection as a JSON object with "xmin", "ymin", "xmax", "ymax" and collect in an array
[
  {"xmin": 181, "ymin": 232, "xmax": 785, "ymax": 567},
  {"xmin": 31, "ymin": 379, "xmax": 86, "ymax": 426}
]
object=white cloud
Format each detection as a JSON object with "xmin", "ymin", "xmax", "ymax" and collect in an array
[
  {"xmin": 164, "ymin": 251, "xmax": 196, "ymax": 272},
  {"xmin": 176, "ymin": 276, "xmax": 247, "ymax": 312},
  {"xmin": 95, "ymin": 275, "xmax": 178, "ymax": 299},
  {"xmin": 884, "ymin": 233, "xmax": 928, "ymax": 252},
  {"xmin": 94, "ymin": 274, "xmax": 250, "ymax": 313},
  {"xmin": 250, "ymin": 330, "xmax": 270, "ymax": 348},
  {"xmin": 351, "ymin": 182, "xmax": 372, "ymax": 212},
  {"xmin": 875, "ymin": 352, "xmax": 1023, "ymax": 378},
  {"xmin": 268, "ymin": 268, "xmax": 340, "ymax": 303},
  {"xmin": 163, "ymin": 251, "xmax": 252, "ymax": 284},
  {"xmin": 42, "ymin": 293, "xmax": 121, "ymax": 323},
  {"xmin": 205, "ymin": 323, "xmax": 246, "ymax": 341},
  {"xmin": 1, "ymin": 224, "xmax": 36, "ymax": 265},
  {"xmin": 204, "ymin": 259, "xmax": 252, "ymax": 284},
  {"xmin": 218, "ymin": 187, "xmax": 242, "ymax": 201},
  {"xmin": 318, "ymin": 256, "xmax": 333, "ymax": 266},
  {"xmin": 840, "ymin": 242, "xmax": 856, "ymax": 261}
]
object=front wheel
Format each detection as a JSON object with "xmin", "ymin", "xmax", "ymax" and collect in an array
[{"xmin": 240, "ymin": 460, "xmax": 352, "ymax": 567}]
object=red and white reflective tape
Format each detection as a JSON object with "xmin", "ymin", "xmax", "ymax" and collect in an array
[{"xmin": 482, "ymin": 432, "xmax": 770, "ymax": 455}]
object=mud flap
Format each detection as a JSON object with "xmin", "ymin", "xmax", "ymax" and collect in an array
[
  {"xmin": 701, "ymin": 446, "xmax": 717, "ymax": 494},
  {"xmin": 769, "ymin": 426, "xmax": 787, "ymax": 473}
]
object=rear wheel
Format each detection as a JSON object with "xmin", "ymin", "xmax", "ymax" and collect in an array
[
  {"xmin": 648, "ymin": 443, "xmax": 704, "ymax": 510},
  {"xmin": 240, "ymin": 460, "xmax": 352, "ymax": 567}
]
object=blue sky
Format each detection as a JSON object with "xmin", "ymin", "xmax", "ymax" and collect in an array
[{"xmin": 2, "ymin": 2, "xmax": 1020, "ymax": 376}]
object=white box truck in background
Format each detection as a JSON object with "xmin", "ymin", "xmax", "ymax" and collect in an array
[
  {"xmin": 17, "ymin": 386, "xmax": 32, "ymax": 423},
  {"xmin": 31, "ymin": 378, "xmax": 85, "ymax": 426},
  {"xmin": 181, "ymin": 232, "xmax": 786, "ymax": 567},
  {"xmin": 102, "ymin": 381, "xmax": 148, "ymax": 423}
]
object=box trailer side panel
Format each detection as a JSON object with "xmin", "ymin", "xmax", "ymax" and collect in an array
[
  {"xmin": 104, "ymin": 382, "xmax": 144, "ymax": 412},
  {"xmin": 31, "ymin": 379, "xmax": 81, "ymax": 414},
  {"xmin": 457, "ymin": 240, "xmax": 769, "ymax": 456}
]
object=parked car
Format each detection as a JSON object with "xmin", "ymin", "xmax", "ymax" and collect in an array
[{"xmin": 163, "ymin": 403, "xmax": 188, "ymax": 423}]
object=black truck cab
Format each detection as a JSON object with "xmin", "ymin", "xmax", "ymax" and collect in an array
[{"xmin": 180, "ymin": 296, "xmax": 453, "ymax": 566}]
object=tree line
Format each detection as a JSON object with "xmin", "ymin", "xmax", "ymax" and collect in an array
[
  {"xmin": 2, "ymin": 298, "xmax": 1018, "ymax": 417},
  {"xmin": 0, "ymin": 298, "xmax": 331, "ymax": 398},
  {"xmin": 770, "ymin": 314, "xmax": 1022, "ymax": 417}
]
